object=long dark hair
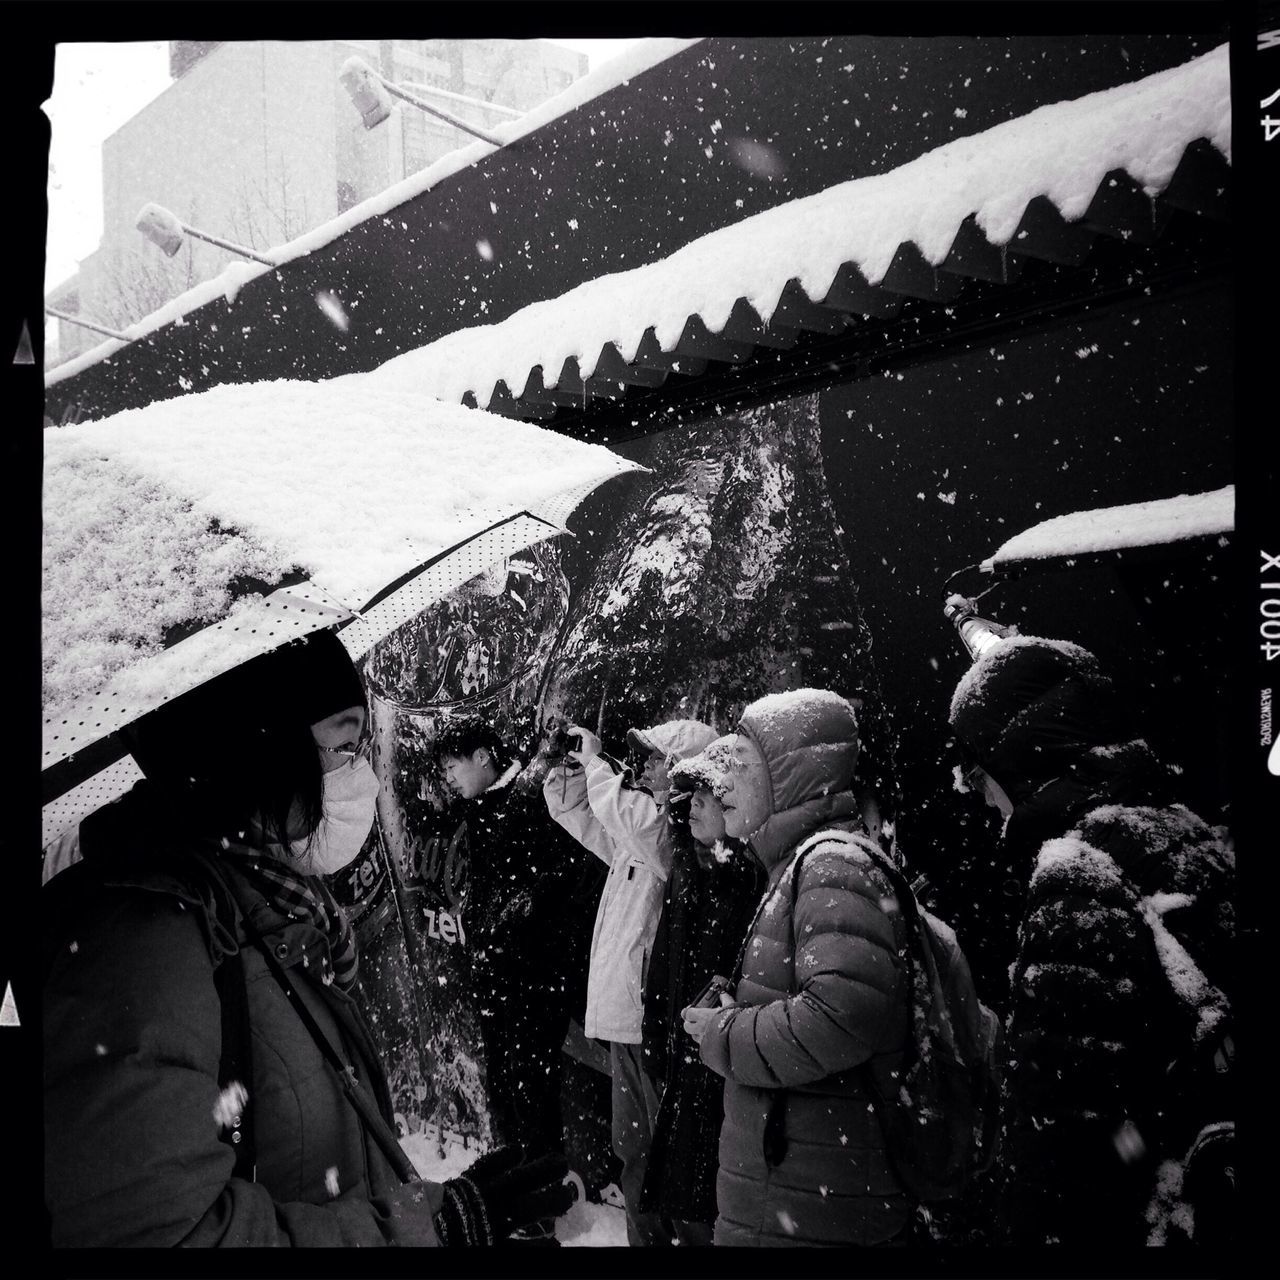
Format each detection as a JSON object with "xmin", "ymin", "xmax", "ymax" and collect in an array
[{"xmin": 122, "ymin": 638, "xmax": 363, "ymax": 850}]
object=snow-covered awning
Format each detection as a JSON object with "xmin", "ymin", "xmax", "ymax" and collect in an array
[
  {"xmin": 354, "ymin": 45, "xmax": 1229, "ymax": 418},
  {"xmin": 43, "ymin": 379, "xmax": 641, "ymax": 805},
  {"xmin": 45, "ymin": 38, "xmax": 701, "ymax": 387},
  {"xmin": 980, "ymin": 485, "xmax": 1234, "ymax": 573}
]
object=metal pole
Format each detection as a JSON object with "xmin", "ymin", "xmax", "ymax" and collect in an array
[
  {"xmin": 44, "ymin": 308, "xmax": 131, "ymax": 343},
  {"xmin": 397, "ymin": 80, "xmax": 524, "ymax": 120},
  {"xmin": 179, "ymin": 225, "xmax": 276, "ymax": 266},
  {"xmin": 378, "ymin": 75, "xmax": 506, "ymax": 147}
]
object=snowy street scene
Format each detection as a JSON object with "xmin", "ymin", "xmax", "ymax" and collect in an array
[{"xmin": 24, "ymin": 13, "xmax": 1271, "ymax": 1265}]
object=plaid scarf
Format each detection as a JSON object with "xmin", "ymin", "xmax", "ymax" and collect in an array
[{"xmin": 224, "ymin": 848, "xmax": 359, "ymax": 991}]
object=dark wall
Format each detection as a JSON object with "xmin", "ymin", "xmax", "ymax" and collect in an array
[
  {"xmin": 817, "ymin": 280, "xmax": 1234, "ymax": 866},
  {"xmin": 48, "ymin": 32, "xmax": 1224, "ymax": 422}
]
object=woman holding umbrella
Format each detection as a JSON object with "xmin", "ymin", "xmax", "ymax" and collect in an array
[{"xmin": 43, "ymin": 629, "xmax": 571, "ymax": 1247}]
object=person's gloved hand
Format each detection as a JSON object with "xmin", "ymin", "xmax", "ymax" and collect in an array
[{"xmin": 433, "ymin": 1144, "xmax": 574, "ymax": 1246}]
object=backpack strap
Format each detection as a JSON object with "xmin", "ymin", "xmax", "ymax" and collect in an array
[
  {"xmin": 199, "ymin": 854, "xmax": 419, "ymax": 1186},
  {"xmin": 181, "ymin": 849, "xmax": 258, "ymax": 1183},
  {"xmin": 211, "ymin": 945, "xmax": 256, "ymax": 1182}
]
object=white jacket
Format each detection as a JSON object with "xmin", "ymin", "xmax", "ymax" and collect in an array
[{"xmin": 543, "ymin": 719, "xmax": 717, "ymax": 1043}]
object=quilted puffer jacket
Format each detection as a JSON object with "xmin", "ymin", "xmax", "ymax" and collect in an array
[
  {"xmin": 699, "ymin": 691, "xmax": 914, "ymax": 1246},
  {"xmin": 43, "ymin": 785, "xmax": 444, "ymax": 1247}
]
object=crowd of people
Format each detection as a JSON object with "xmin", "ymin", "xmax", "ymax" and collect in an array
[{"xmin": 41, "ymin": 611, "xmax": 1235, "ymax": 1249}]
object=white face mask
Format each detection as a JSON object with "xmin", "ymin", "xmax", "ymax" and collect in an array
[{"xmin": 291, "ymin": 757, "xmax": 381, "ymax": 875}]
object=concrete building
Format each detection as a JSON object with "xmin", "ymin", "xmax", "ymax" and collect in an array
[{"xmin": 47, "ymin": 38, "xmax": 587, "ymax": 367}]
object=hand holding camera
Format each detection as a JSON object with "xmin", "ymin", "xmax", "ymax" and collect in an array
[
  {"xmin": 682, "ymin": 974, "xmax": 735, "ymax": 1047},
  {"xmin": 539, "ymin": 717, "xmax": 585, "ymax": 766},
  {"xmin": 565, "ymin": 724, "xmax": 601, "ymax": 766}
]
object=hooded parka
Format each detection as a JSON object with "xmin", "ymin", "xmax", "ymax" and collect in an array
[
  {"xmin": 949, "ymin": 637, "xmax": 1235, "ymax": 1248},
  {"xmin": 698, "ymin": 691, "xmax": 914, "ymax": 1247},
  {"xmin": 43, "ymin": 785, "xmax": 444, "ymax": 1247}
]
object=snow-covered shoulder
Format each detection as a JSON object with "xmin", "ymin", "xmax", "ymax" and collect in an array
[{"xmin": 949, "ymin": 635, "xmax": 1099, "ymax": 723}]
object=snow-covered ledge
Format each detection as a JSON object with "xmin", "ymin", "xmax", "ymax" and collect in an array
[
  {"xmin": 363, "ymin": 44, "xmax": 1229, "ymax": 411},
  {"xmin": 982, "ymin": 485, "xmax": 1234, "ymax": 571}
]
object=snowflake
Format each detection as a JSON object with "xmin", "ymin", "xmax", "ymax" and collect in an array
[{"xmin": 212, "ymin": 1080, "xmax": 249, "ymax": 1129}]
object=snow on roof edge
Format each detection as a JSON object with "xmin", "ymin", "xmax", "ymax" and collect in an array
[
  {"xmin": 985, "ymin": 485, "xmax": 1234, "ymax": 567},
  {"xmin": 362, "ymin": 44, "xmax": 1229, "ymax": 411},
  {"xmin": 44, "ymin": 38, "xmax": 702, "ymax": 391}
]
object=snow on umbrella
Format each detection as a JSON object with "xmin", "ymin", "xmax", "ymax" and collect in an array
[{"xmin": 42, "ymin": 377, "xmax": 642, "ymax": 843}]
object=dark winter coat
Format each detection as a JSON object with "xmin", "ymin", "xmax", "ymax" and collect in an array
[
  {"xmin": 456, "ymin": 761, "xmax": 600, "ymax": 1016},
  {"xmin": 949, "ymin": 638, "xmax": 1235, "ymax": 1247},
  {"xmin": 698, "ymin": 693, "xmax": 914, "ymax": 1247},
  {"xmin": 452, "ymin": 761, "xmax": 604, "ymax": 1155},
  {"xmin": 43, "ymin": 786, "xmax": 443, "ymax": 1248},
  {"xmin": 638, "ymin": 825, "xmax": 767, "ymax": 1224}
]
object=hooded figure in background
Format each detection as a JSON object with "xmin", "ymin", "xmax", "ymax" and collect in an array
[
  {"xmin": 638, "ymin": 736, "xmax": 768, "ymax": 1244},
  {"xmin": 686, "ymin": 690, "xmax": 914, "ymax": 1247},
  {"xmin": 948, "ymin": 635, "xmax": 1235, "ymax": 1248}
]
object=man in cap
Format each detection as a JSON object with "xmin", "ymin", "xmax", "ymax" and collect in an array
[
  {"xmin": 543, "ymin": 716, "xmax": 717, "ymax": 1247},
  {"xmin": 948, "ymin": 633, "xmax": 1235, "ymax": 1247}
]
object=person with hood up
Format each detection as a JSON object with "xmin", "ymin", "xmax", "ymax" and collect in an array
[
  {"xmin": 543, "ymin": 716, "xmax": 717, "ymax": 1246},
  {"xmin": 682, "ymin": 689, "xmax": 915, "ymax": 1247},
  {"xmin": 638, "ymin": 736, "xmax": 768, "ymax": 1244},
  {"xmin": 947, "ymin": 633, "xmax": 1234, "ymax": 1248},
  {"xmin": 43, "ymin": 631, "xmax": 572, "ymax": 1247}
]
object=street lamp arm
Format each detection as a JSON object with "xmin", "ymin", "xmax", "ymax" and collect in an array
[
  {"xmin": 179, "ymin": 224, "xmax": 277, "ymax": 266},
  {"xmin": 395, "ymin": 80, "xmax": 524, "ymax": 121},
  {"xmin": 136, "ymin": 202, "xmax": 277, "ymax": 265},
  {"xmin": 45, "ymin": 307, "xmax": 132, "ymax": 343},
  {"xmin": 378, "ymin": 76, "xmax": 507, "ymax": 147}
]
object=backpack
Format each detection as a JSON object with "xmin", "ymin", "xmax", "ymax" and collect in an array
[{"xmin": 789, "ymin": 829, "xmax": 1003, "ymax": 1204}]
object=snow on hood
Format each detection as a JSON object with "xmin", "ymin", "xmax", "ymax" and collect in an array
[
  {"xmin": 627, "ymin": 719, "xmax": 718, "ymax": 764},
  {"xmin": 984, "ymin": 485, "xmax": 1234, "ymax": 568},
  {"xmin": 738, "ymin": 688, "xmax": 861, "ymax": 815},
  {"xmin": 670, "ymin": 734, "xmax": 737, "ymax": 795},
  {"xmin": 1029, "ymin": 834, "xmax": 1127, "ymax": 896},
  {"xmin": 948, "ymin": 634, "xmax": 1099, "ymax": 726},
  {"xmin": 364, "ymin": 45, "xmax": 1230, "ymax": 411},
  {"xmin": 43, "ymin": 378, "xmax": 638, "ymax": 729},
  {"xmin": 45, "ymin": 38, "xmax": 702, "ymax": 387}
]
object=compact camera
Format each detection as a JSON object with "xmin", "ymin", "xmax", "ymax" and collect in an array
[
  {"xmin": 541, "ymin": 718, "xmax": 584, "ymax": 763},
  {"xmin": 688, "ymin": 974, "xmax": 732, "ymax": 1009}
]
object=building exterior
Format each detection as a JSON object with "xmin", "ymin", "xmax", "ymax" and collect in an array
[{"xmin": 47, "ymin": 38, "xmax": 587, "ymax": 366}]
